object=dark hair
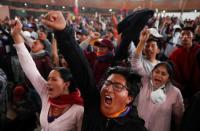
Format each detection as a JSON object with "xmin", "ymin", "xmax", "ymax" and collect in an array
[
  {"xmin": 152, "ymin": 61, "xmax": 174, "ymax": 82},
  {"xmin": 105, "ymin": 66, "xmax": 141, "ymax": 98},
  {"xmin": 147, "ymin": 35, "xmax": 162, "ymax": 50},
  {"xmin": 39, "ymin": 27, "xmax": 48, "ymax": 35},
  {"xmin": 182, "ymin": 26, "xmax": 194, "ymax": 33},
  {"xmin": 53, "ymin": 67, "xmax": 76, "ymax": 93},
  {"xmin": 58, "ymin": 55, "xmax": 68, "ymax": 68},
  {"xmin": 174, "ymin": 28, "xmax": 182, "ymax": 33},
  {"xmin": 38, "ymin": 39, "xmax": 46, "ymax": 49},
  {"xmin": 13, "ymin": 83, "xmax": 28, "ymax": 91}
]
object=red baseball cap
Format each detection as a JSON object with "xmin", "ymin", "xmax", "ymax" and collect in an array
[{"xmin": 94, "ymin": 39, "xmax": 114, "ymax": 50}]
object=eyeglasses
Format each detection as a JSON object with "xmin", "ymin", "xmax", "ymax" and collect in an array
[{"xmin": 103, "ymin": 80, "xmax": 128, "ymax": 92}]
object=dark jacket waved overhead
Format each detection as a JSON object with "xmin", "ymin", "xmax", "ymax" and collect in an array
[
  {"xmin": 54, "ymin": 25, "xmax": 147, "ymax": 131},
  {"xmin": 114, "ymin": 8, "xmax": 154, "ymax": 62}
]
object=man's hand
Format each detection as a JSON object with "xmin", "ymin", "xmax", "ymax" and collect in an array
[
  {"xmin": 139, "ymin": 26, "xmax": 150, "ymax": 43},
  {"xmin": 42, "ymin": 11, "xmax": 66, "ymax": 31},
  {"xmin": 135, "ymin": 26, "xmax": 150, "ymax": 56}
]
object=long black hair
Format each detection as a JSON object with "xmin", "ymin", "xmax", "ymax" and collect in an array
[{"xmin": 53, "ymin": 67, "xmax": 77, "ymax": 93}]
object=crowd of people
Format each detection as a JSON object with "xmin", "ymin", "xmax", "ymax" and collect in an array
[{"xmin": 0, "ymin": 7, "xmax": 200, "ymax": 131}]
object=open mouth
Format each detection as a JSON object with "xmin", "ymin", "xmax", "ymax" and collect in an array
[
  {"xmin": 104, "ymin": 95, "xmax": 112, "ymax": 105},
  {"xmin": 47, "ymin": 86, "xmax": 53, "ymax": 94},
  {"xmin": 154, "ymin": 78, "xmax": 162, "ymax": 85}
]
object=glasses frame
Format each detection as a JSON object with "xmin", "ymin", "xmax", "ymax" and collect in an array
[{"xmin": 102, "ymin": 80, "xmax": 128, "ymax": 92}]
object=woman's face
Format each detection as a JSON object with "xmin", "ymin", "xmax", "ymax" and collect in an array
[
  {"xmin": 151, "ymin": 65, "xmax": 169, "ymax": 88},
  {"xmin": 47, "ymin": 70, "xmax": 69, "ymax": 98},
  {"xmin": 100, "ymin": 74, "xmax": 132, "ymax": 117}
]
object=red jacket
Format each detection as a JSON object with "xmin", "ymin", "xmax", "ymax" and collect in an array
[
  {"xmin": 169, "ymin": 44, "xmax": 200, "ymax": 98},
  {"xmin": 84, "ymin": 51, "xmax": 113, "ymax": 85}
]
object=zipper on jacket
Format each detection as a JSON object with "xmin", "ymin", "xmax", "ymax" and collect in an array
[{"xmin": 106, "ymin": 118, "xmax": 110, "ymax": 128}]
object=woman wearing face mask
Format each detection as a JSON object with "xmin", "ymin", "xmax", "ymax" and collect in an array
[
  {"xmin": 132, "ymin": 27, "xmax": 185, "ymax": 131},
  {"xmin": 164, "ymin": 25, "xmax": 182, "ymax": 57},
  {"xmin": 11, "ymin": 20, "xmax": 84, "ymax": 131}
]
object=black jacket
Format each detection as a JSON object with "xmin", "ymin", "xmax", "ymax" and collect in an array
[
  {"xmin": 114, "ymin": 9, "xmax": 154, "ymax": 62},
  {"xmin": 181, "ymin": 91, "xmax": 200, "ymax": 131},
  {"xmin": 54, "ymin": 26, "xmax": 147, "ymax": 131}
]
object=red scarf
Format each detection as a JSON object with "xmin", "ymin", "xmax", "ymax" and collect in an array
[{"xmin": 49, "ymin": 89, "xmax": 83, "ymax": 108}]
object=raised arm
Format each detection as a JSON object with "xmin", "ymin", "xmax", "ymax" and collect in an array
[
  {"xmin": 51, "ymin": 37, "xmax": 59, "ymax": 67},
  {"xmin": 42, "ymin": 11, "xmax": 98, "ymax": 106},
  {"xmin": 131, "ymin": 27, "xmax": 150, "ymax": 76},
  {"xmin": 134, "ymin": 27, "xmax": 150, "ymax": 56},
  {"xmin": 11, "ymin": 20, "xmax": 47, "ymax": 96}
]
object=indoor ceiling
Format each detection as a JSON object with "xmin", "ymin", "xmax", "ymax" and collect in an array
[{"xmin": 2, "ymin": 0, "xmax": 200, "ymax": 11}]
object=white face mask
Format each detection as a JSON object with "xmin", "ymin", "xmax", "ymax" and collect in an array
[
  {"xmin": 151, "ymin": 88, "xmax": 166, "ymax": 104},
  {"xmin": 172, "ymin": 32, "xmax": 181, "ymax": 44},
  {"xmin": 150, "ymin": 80, "xmax": 166, "ymax": 104}
]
